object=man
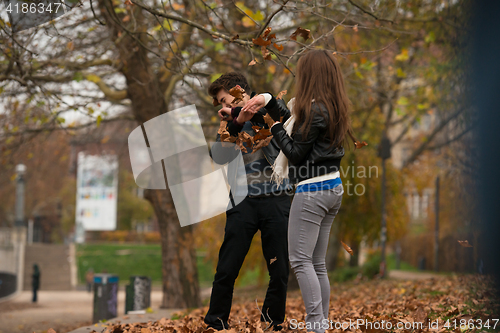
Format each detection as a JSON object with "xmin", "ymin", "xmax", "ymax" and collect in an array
[{"xmin": 205, "ymin": 72, "xmax": 292, "ymax": 331}]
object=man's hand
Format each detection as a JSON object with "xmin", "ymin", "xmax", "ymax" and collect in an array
[
  {"xmin": 235, "ymin": 107, "xmax": 253, "ymax": 124},
  {"xmin": 219, "ymin": 107, "xmax": 232, "ymax": 120},
  {"xmin": 263, "ymin": 113, "xmax": 276, "ymax": 128},
  {"xmin": 241, "ymin": 94, "xmax": 265, "ymax": 114}
]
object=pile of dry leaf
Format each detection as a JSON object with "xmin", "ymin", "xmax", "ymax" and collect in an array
[{"xmin": 44, "ymin": 274, "xmax": 498, "ymax": 333}]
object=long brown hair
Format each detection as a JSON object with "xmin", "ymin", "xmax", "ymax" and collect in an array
[{"xmin": 293, "ymin": 50, "xmax": 357, "ymax": 148}]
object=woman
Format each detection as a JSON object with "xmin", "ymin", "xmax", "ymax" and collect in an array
[{"xmin": 243, "ymin": 50, "xmax": 356, "ymax": 333}]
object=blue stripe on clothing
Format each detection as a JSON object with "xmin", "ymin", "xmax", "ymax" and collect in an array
[{"xmin": 295, "ymin": 177, "xmax": 342, "ymax": 193}]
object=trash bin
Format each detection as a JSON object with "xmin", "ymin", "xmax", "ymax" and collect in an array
[
  {"xmin": 125, "ymin": 276, "xmax": 151, "ymax": 314},
  {"xmin": 92, "ymin": 274, "xmax": 119, "ymax": 323}
]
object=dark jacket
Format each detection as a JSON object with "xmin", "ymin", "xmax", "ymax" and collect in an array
[{"xmin": 269, "ymin": 100, "xmax": 345, "ymax": 184}]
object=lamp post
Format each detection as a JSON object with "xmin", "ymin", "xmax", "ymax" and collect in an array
[
  {"xmin": 15, "ymin": 164, "xmax": 26, "ymax": 227},
  {"xmin": 378, "ymin": 136, "xmax": 391, "ymax": 278}
]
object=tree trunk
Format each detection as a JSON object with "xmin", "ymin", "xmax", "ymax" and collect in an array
[
  {"xmin": 144, "ymin": 189, "xmax": 201, "ymax": 308},
  {"xmin": 98, "ymin": 0, "xmax": 200, "ymax": 308}
]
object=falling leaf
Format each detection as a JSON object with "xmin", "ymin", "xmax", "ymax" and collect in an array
[
  {"xmin": 252, "ymin": 135, "xmax": 273, "ymax": 153},
  {"xmin": 290, "ymin": 27, "xmax": 311, "ymax": 41},
  {"xmin": 229, "ymin": 86, "xmax": 245, "ymax": 104},
  {"xmin": 276, "ymin": 90, "xmax": 287, "ymax": 99},
  {"xmin": 122, "ymin": 15, "xmax": 130, "ymax": 22},
  {"xmin": 341, "ymin": 241, "xmax": 354, "ymax": 255},
  {"xmin": 458, "ymin": 240, "xmax": 473, "ymax": 247},
  {"xmin": 253, "ymin": 128, "xmax": 272, "ymax": 141},
  {"xmin": 239, "ymin": 131, "xmax": 253, "ymax": 147},
  {"xmin": 354, "ymin": 141, "xmax": 368, "ymax": 149},
  {"xmin": 248, "ymin": 59, "xmax": 258, "ymax": 66},
  {"xmin": 273, "ymin": 43, "xmax": 284, "ymax": 52},
  {"xmin": 67, "ymin": 42, "xmax": 74, "ymax": 50},
  {"xmin": 270, "ymin": 257, "xmax": 277, "ymax": 264},
  {"xmin": 218, "ymin": 121, "xmax": 228, "ymax": 135}
]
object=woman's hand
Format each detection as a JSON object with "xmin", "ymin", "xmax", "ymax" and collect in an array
[
  {"xmin": 241, "ymin": 94, "xmax": 265, "ymax": 114},
  {"xmin": 263, "ymin": 113, "xmax": 276, "ymax": 128},
  {"xmin": 218, "ymin": 107, "xmax": 232, "ymax": 121}
]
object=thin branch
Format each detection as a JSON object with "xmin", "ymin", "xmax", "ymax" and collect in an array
[
  {"xmin": 130, "ymin": 0, "xmax": 253, "ymax": 46},
  {"xmin": 256, "ymin": 0, "xmax": 290, "ymax": 38},
  {"xmin": 347, "ymin": 0, "xmax": 393, "ymax": 23}
]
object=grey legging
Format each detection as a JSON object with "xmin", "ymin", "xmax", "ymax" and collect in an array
[{"xmin": 288, "ymin": 184, "xmax": 343, "ymax": 333}]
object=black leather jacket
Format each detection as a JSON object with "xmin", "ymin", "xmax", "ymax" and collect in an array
[{"xmin": 269, "ymin": 101, "xmax": 345, "ymax": 184}]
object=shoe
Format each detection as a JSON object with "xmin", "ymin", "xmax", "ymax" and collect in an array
[{"xmin": 272, "ymin": 324, "xmax": 283, "ymax": 331}]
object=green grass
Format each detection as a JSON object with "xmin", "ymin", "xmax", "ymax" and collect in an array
[
  {"xmin": 77, "ymin": 243, "xmax": 260, "ymax": 288},
  {"xmin": 386, "ymin": 253, "xmax": 419, "ymax": 271}
]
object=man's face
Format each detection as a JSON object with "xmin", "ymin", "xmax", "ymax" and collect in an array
[{"xmin": 215, "ymin": 85, "xmax": 247, "ymax": 109}]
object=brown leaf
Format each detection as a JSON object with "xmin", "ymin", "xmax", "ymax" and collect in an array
[
  {"xmin": 141, "ymin": 328, "xmax": 151, "ymax": 333},
  {"xmin": 239, "ymin": 131, "xmax": 253, "ymax": 147},
  {"xmin": 266, "ymin": 33, "xmax": 276, "ymax": 41},
  {"xmin": 458, "ymin": 240, "xmax": 473, "ymax": 247},
  {"xmin": 253, "ymin": 128, "xmax": 272, "ymax": 141},
  {"xmin": 235, "ymin": 138, "xmax": 248, "ymax": 153},
  {"xmin": 47, "ymin": 329, "xmax": 57, "ymax": 333},
  {"xmin": 230, "ymin": 34, "xmax": 239, "ymax": 42},
  {"xmin": 67, "ymin": 42, "xmax": 74, "ymax": 51},
  {"xmin": 262, "ymin": 27, "xmax": 272, "ymax": 38},
  {"xmin": 122, "ymin": 15, "xmax": 130, "ymax": 22},
  {"xmin": 270, "ymin": 257, "xmax": 277, "ymax": 264},
  {"xmin": 252, "ymin": 36, "xmax": 272, "ymax": 47},
  {"xmin": 218, "ymin": 121, "xmax": 228, "ymax": 135},
  {"xmin": 248, "ymin": 59, "xmax": 258, "ymax": 66},
  {"xmin": 290, "ymin": 27, "xmax": 311, "ymax": 41},
  {"xmin": 276, "ymin": 90, "xmax": 287, "ymax": 99},
  {"xmin": 341, "ymin": 241, "xmax": 354, "ymax": 255},
  {"xmin": 355, "ymin": 141, "xmax": 368, "ymax": 149},
  {"xmin": 252, "ymin": 135, "xmax": 273, "ymax": 153},
  {"xmin": 229, "ymin": 86, "xmax": 245, "ymax": 105},
  {"xmin": 124, "ymin": 0, "xmax": 133, "ymax": 5},
  {"xmin": 273, "ymin": 43, "xmax": 284, "ymax": 52},
  {"xmin": 353, "ymin": 24, "xmax": 359, "ymax": 32}
]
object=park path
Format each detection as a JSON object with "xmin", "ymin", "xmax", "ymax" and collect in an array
[
  {"xmin": 0, "ymin": 289, "xmax": 163, "ymax": 333},
  {"xmin": 388, "ymin": 269, "xmax": 442, "ymax": 280}
]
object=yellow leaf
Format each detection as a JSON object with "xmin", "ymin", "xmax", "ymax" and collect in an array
[
  {"xmin": 242, "ymin": 17, "xmax": 255, "ymax": 28},
  {"xmin": 86, "ymin": 74, "xmax": 101, "ymax": 83},
  {"xmin": 171, "ymin": 3, "xmax": 184, "ymax": 10},
  {"xmin": 395, "ymin": 48, "xmax": 409, "ymax": 61},
  {"xmin": 268, "ymin": 65, "xmax": 276, "ymax": 74}
]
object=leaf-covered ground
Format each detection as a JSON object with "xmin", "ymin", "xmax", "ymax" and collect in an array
[{"xmin": 85, "ymin": 275, "xmax": 498, "ymax": 333}]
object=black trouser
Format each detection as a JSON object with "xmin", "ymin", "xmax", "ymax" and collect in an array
[{"xmin": 204, "ymin": 194, "xmax": 291, "ymax": 330}]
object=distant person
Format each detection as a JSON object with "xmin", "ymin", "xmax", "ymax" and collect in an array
[
  {"xmin": 85, "ymin": 268, "xmax": 94, "ymax": 293},
  {"xmin": 32, "ymin": 263, "xmax": 40, "ymax": 303}
]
